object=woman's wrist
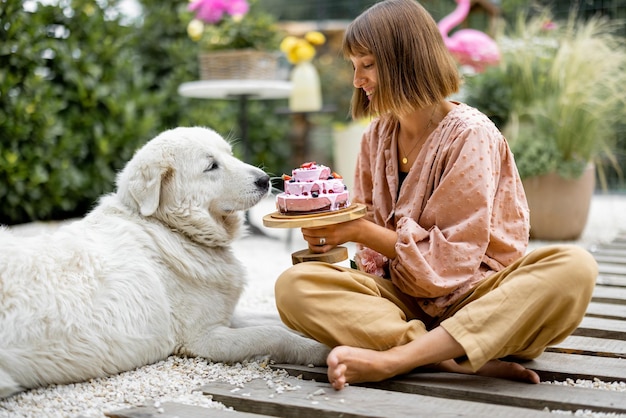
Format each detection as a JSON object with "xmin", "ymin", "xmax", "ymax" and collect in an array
[{"xmin": 353, "ymin": 219, "xmax": 397, "ymax": 259}]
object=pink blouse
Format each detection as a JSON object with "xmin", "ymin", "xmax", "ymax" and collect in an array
[{"xmin": 353, "ymin": 102, "xmax": 530, "ymax": 317}]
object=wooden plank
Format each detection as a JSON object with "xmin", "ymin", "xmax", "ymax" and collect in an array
[
  {"xmin": 200, "ymin": 375, "xmax": 554, "ymax": 417},
  {"xmin": 364, "ymin": 375, "xmax": 626, "ymax": 415},
  {"xmin": 546, "ymin": 335, "xmax": 626, "ymax": 358},
  {"xmin": 271, "ymin": 365, "xmax": 626, "ymax": 414},
  {"xmin": 525, "ymin": 352, "xmax": 626, "ymax": 382},
  {"xmin": 589, "ymin": 247, "xmax": 626, "ymax": 258},
  {"xmin": 275, "ymin": 352, "xmax": 623, "ymax": 384},
  {"xmin": 594, "ymin": 241, "xmax": 626, "ymax": 251},
  {"xmin": 596, "ymin": 274, "xmax": 626, "ymax": 287},
  {"xmin": 592, "ymin": 254, "xmax": 626, "ymax": 265},
  {"xmin": 106, "ymin": 402, "xmax": 264, "ymax": 418},
  {"xmin": 592, "ymin": 286, "xmax": 626, "ymax": 304},
  {"xmin": 573, "ymin": 316, "xmax": 626, "ymax": 340},
  {"xmin": 585, "ymin": 301, "xmax": 626, "ymax": 320},
  {"xmin": 598, "ymin": 263, "xmax": 626, "ymax": 276}
]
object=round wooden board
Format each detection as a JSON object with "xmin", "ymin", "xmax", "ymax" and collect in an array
[
  {"xmin": 291, "ymin": 246, "xmax": 348, "ymax": 264},
  {"xmin": 263, "ymin": 203, "xmax": 366, "ymax": 229}
]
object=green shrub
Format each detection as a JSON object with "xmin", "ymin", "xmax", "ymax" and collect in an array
[
  {"xmin": 0, "ymin": 0, "xmax": 159, "ymax": 224},
  {"xmin": 0, "ymin": 0, "xmax": 291, "ymax": 225}
]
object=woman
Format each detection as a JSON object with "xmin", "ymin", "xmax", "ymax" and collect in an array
[{"xmin": 274, "ymin": 0, "xmax": 597, "ymax": 391}]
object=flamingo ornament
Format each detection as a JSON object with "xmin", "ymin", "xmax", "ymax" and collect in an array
[{"xmin": 438, "ymin": 0, "xmax": 500, "ymax": 72}]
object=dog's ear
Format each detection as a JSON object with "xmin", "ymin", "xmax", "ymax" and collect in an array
[
  {"xmin": 130, "ymin": 165, "xmax": 170, "ymax": 216},
  {"xmin": 118, "ymin": 159, "xmax": 171, "ymax": 217}
]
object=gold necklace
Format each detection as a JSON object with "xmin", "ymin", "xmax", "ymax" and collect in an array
[{"xmin": 399, "ymin": 105, "xmax": 437, "ymax": 165}]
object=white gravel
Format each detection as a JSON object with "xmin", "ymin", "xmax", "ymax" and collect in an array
[
  {"xmin": 1, "ymin": 194, "xmax": 625, "ymax": 418},
  {"xmin": 0, "ymin": 356, "xmax": 290, "ymax": 417}
]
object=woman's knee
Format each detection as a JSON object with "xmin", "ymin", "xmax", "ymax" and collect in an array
[
  {"xmin": 538, "ymin": 245, "xmax": 598, "ymax": 303},
  {"xmin": 275, "ymin": 262, "xmax": 336, "ymax": 315},
  {"xmin": 558, "ymin": 244, "xmax": 598, "ymax": 289},
  {"xmin": 275, "ymin": 263, "xmax": 308, "ymax": 314}
]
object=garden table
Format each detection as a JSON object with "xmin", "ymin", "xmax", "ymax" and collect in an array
[{"xmin": 178, "ymin": 79, "xmax": 292, "ymax": 162}]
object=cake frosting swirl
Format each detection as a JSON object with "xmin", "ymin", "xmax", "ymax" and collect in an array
[{"xmin": 276, "ymin": 162, "xmax": 350, "ymax": 215}]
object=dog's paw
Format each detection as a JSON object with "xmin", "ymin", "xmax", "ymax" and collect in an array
[
  {"xmin": 302, "ymin": 339, "xmax": 331, "ymax": 366},
  {"xmin": 249, "ymin": 354, "xmax": 272, "ymax": 366},
  {"xmin": 276, "ymin": 335, "xmax": 330, "ymax": 366}
]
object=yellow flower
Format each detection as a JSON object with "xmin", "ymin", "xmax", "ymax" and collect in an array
[
  {"xmin": 187, "ymin": 19, "xmax": 204, "ymax": 42},
  {"xmin": 280, "ymin": 36, "xmax": 299, "ymax": 54},
  {"xmin": 305, "ymin": 31, "xmax": 326, "ymax": 46},
  {"xmin": 293, "ymin": 39, "xmax": 315, "ymax": 62},
  {"xmin": 286, "ymin": 49, "xmax": 299, "ymax": 64},
  {"xmin": 281, "ymin": 33, "xmax": 324, "ymax": 64}
]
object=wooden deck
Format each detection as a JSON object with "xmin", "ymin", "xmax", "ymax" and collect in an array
[{"xmin": 107, "ymin": 235, "xmax": 626, "ymax": 418}]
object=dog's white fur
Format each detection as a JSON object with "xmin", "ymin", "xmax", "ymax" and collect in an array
[{"xmin": 0, "ymin": 127, "xmax": 329, "ymax": 398}]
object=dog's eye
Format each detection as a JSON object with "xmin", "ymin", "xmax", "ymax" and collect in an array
[{"xmin": 204, "ymin": 162, "xmax": 219, "ymax": 173}]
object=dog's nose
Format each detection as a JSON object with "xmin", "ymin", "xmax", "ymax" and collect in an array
[{"xmin": 256, "ymin": 174, "xmax": 270, "ymax": 191}]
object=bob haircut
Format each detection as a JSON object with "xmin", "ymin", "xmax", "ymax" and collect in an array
[{"xmin": 343, "ymin": 0, "xmax": 461, "ymax": 120}]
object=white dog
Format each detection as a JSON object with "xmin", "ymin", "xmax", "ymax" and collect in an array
[{"xmin": 0, "ymin": 126, "xmax": 329, "ymax": 398}]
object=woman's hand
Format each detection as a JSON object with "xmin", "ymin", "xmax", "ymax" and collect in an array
[
  {"xmin": 301, "ymin": 218, "xmax": 364, "ymax": 253},
  {"xmin": 301, "ymin": 218, "xmax": 398, "ymax": 258}
]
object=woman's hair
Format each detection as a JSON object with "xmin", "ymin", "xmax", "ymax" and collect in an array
[{"xmin": 343, "ymin": 0, "xmax": 461, "ymax": 120}]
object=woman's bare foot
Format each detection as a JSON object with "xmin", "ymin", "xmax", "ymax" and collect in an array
[
  {"xmin": 326, "ymin": 345, "xmax": 540, "ymax": 390},
  {"xmin": 327, "ymin": 345, "xmax": 400, "ymax": 390},
  {"xmin": 475, "ymin": 359, "xmax": 540, "ymax": 383},
  {"xmin": 426, "ymin": 356, "xmax": 539, "ymax": 384}
]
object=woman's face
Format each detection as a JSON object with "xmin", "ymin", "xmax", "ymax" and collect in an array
[{"xmin": 350, "ymin": 54, "xmax": 377, "ymax": 100}]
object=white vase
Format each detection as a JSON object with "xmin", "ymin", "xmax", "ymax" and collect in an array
[
  {"xmin": 332, "ymin": 120, "xmax": 370, "ymax": 192},
  {"xmin": 289, "ymin": 61, "xmax": 322, "ymax": 112}
]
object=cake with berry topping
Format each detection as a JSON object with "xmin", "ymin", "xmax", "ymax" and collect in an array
[{"xmin": 276, "ymin": 162, "xmax": 350, "ymax": 215}]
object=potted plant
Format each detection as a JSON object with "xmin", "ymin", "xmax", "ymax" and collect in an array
[
  {"xmin": 186, "ymin": 0, "xmax": 283, "ymax": 80},
  {"xmin": 464, "ymin": 9, "xmax": 626, "ymax": 240}
]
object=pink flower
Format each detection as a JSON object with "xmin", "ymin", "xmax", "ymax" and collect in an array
[
  {"xmin": 188, "ymin": 0, "xmax": 249, "ymax": 24},
  {"xmin": 226, "ymin": 0, "xmax": 249, "ymax": 17},
  {"xmin": 355, "ymin": 246, "xmax": 389, "ymax": 277}
]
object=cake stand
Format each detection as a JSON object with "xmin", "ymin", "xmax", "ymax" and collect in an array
[{"xmin": 262, "ymin": 203, "xmax": 367, "ymax": 264}]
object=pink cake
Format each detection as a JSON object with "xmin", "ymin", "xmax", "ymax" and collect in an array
[{"xmin": 276, "ymin": 162, "xmax": 350, "ymax": 215}]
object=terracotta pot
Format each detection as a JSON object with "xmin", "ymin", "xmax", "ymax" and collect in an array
[{"xmin": 522, "ymin": 163, "xmax": 595, "ymax": 241}]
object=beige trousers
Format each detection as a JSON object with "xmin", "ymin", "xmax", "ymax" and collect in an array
[{"xmin": 275, "ymin": 244, "xmax": 598, "ymax": 372}]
